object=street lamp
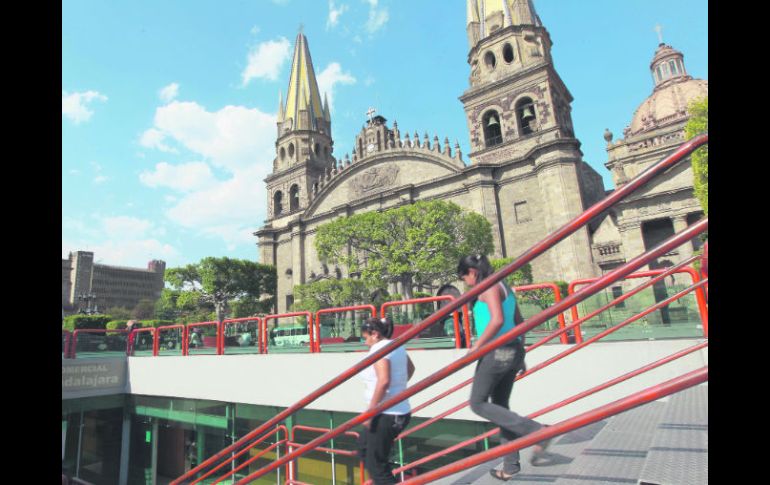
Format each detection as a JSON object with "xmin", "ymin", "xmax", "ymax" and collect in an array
[{"xmin": 77, "ymin": 293, "xmax": 97, "ymax": 315}]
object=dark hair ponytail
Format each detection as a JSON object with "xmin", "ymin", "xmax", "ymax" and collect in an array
[
  {"xmin": 362, "ymin": 316, "xmax": 394, "ymax": 339},
  {"xmin": 457, "ymin": 253, "xmax": 494, "ymax": 280}
]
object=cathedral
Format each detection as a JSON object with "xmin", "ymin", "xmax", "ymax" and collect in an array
[{"xmin": 255, "ymin": 0, "xmax": 707, "ymax": 313}]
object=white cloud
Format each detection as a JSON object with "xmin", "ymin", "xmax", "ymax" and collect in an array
[
  {"xmin": 327, "ymin": 1, "xmax": 349, "ymax": 30},
  {"xmin": 140, "ymin": 128, "xmax": 178, "ymax": 153},
  {"xmin": 62, "ymin": 216, "xmax": 180, "ymax": 267},
  {"xmin": 93, "ymin": 175, "xmax": 109, "ymax": 184},
  {"xmin": 317, "ymin": 63, "xmax": 357, "ymax": 113},
  {"xmin": 140, "ymin": 101, "xmax": 276, "ymax": 249},
  {"xmin": 241, "ymin": 37, "xmax": 292, "ymax": 85},
  {"xmin": 62, "ymin": 90, "xmax": 108, "ymax": 124},
  {"xmin": 159, "ymin": 82, "xmax": 179, "ymax": 103},
  {"xmin": 364, "ymin": 0, "xmax": 389, "ymax": 34},
  {"xmin": 139, "ymin": 161, "xmax": 215, "ymax": 192},
  {"xmin": 149, "ymin": 101, "xmax": 276, "ymax": 172}
]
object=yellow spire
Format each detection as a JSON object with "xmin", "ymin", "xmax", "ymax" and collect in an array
[
  {"xmin": 283, "ymin": 32, "xmax": 325, "ymax": 130},
  {"xmin": 466, "ymin": 0, "xmax": 541, "ymax": 29}
]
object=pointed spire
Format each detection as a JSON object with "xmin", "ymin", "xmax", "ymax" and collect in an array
[
  {"xmin": 323, "ymin": 92, "xmax": 331, "ymax": 122},
  {"xmin": 283, "ymin": 31, "xmax": 326, "ymax": 132},
  {"xmin": 277, "ymin": 90, "xmax": 285, "ymax": 122},
  {"xmin": 502, "ymin": 0, "xmax": 513, "ymax": 27}
]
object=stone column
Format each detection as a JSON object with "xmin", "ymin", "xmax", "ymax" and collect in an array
[
  {"xmin": 466, "ymin": 169, "xmax": 505, "ymax": 258},
  {"xmin": 672, "ymin": 215, "xmax": 693, "ymax": 260},
  {"xmin": 619, "ymin": 222, "xmax": 646, "ymax": 271}
]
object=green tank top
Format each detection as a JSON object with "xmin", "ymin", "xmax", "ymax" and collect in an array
[{"xmin": 472, "ymin": 283, "xmax": 519, "ymax": 342}]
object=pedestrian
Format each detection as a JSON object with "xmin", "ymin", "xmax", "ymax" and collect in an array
[
  {"xmin": 458, "ymin": 254, "xmax": 552, "ymax": 481},
  {"xmin": 358, "ymin": 317, "xmax": 415, "ymax": 484}
]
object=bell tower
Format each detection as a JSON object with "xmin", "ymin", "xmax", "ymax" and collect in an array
[
  {"xmin": 266, "ymin": 31, "xmax": 335, "ymax": 222},
  {"xmin": 461, "ymin": 0, "xmax": 597, "ymax": 282}
]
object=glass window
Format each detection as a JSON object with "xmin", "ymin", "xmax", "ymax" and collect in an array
[
  {"xmin": 669, "ymin": 60, "xmax": 678, "ymax": 75},
  {"xmin": 656, "ymin": 65, "xmax": 663, "ymax": 82}
]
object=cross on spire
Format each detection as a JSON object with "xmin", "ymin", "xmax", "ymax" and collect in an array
[
  {"xmin": 366, "ymin": 107, "xmax": 377, "ymax": 122},
  {"xmin": 654, "ymin": 24, "xmax": 664, "ymax": 44}
]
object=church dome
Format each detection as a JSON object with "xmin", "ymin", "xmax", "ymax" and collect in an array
[{"xmin": 624, "ymin": 43, "xmax": 708, "ymax": 138}]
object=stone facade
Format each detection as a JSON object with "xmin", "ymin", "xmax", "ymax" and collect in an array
[
  {"xmin": 257, "ymin": 2, "xmax": 609, "ymax": 313},
  {"xmin": 597, "ymin": 43, "xmax": 707, "ymax": 284},
  {"xmin": 62, "ymin": 251, "xmax": 166, "ymax": 313}
]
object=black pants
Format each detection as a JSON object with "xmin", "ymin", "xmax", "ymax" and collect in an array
[
  {"xmin": 358, "ymin": 413, "xmax": 411, "ymax": 484},
  {"xmin": 469, "ymin": 341, "xmax": 542, "ymax": 474}
]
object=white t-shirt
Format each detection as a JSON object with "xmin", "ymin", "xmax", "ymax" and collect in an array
[{"xmin": 360, "ymin": 339, "xmax": 411, "ymax": 415}]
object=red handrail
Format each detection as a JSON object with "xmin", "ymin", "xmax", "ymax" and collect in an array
[
  {"xmin": 173, "ymin": 134, "xmax": 707, "ymax": 484},
  {"xmin": 569, "ymin": 266, "xmax": 708, "ymax": 339},
  {"xmin": 513, "ymin": 283, "xmax": 569, "ymax": 344},
  {"xmin": 315, "ymin": 305, "xmax": 377, "ymax": 352},
  {"xmin": 127, "ymin": 327, "xmax": 157, "ymax": 356},
  {"xmin": 186, "ymin": 321, "xmax": 222, "ymax": 355},
  {"xmin": 222, "ymin": 317, "xmax": 262, "ymax": 355},
  {"xmin": 380, "ymin": 296, "xmax": 467, "ymax": 349},
  {"xmin": 232, "ymin": 220, "xmax": 707, "ymax": 484},
  {"xmin": 192, "ymin": 425, "xmax": 288, "ymax": 485},
  {"xmin": 62, "ymin": 330, "xmax": 72, "ymax": 358},
  {"xmin": 69, "ymin": 329, "xmax": 129, "ymax": 359},
  {"xmin": 289, "ymin": 425, "xmax": 364, "ymax": 484},
  {"xmin": 262, "ymin": 312, "xmax": 315, "ymax": 354},
  {"xmin": 396, "ymin": 275, "xmax": 707, "ymax": 441},
  {"xmin": 400, "ymin": 367, "xmax": 708, "ymax": 484},
  {"xmin": 404, "ymin": 255, "xmax": 700, "ymax": 420},
  {"xmin": 393, "ymin": 340, "xmax": 708, "ymax": 474},
  {"xmin": 155, "ymin": 324, "xmax": 187, "ymax": 356}
]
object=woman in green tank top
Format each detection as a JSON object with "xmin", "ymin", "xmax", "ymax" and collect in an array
[{"xmin": 458, "ymin": 254, "xmax": 553, "ymax": 480}]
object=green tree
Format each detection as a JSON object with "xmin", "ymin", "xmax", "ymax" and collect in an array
[
  {"xmin": 684, "ymin": 96, "xmax": 708, "ymax": 215},
  {"xmin": 292, "ymin": 278, "xmax": 372, "ymax": 313},
  {"xmin": 105, "ymin": 306, "xmax": 132, "ymax": 321},
  {"xmin": 315, "ymin": 200, "xmax": 494, "ymax": 301},
  {"xmin": 131, "ymin": 299, "xmax": 157, "ymax": 319},
  {"xmin": 165, "ymin": 257, "xmax": 277, "ymax": 323},
  {"xmin": 490, "ymin": 258, "xmax": 534, "ymax": 287}
]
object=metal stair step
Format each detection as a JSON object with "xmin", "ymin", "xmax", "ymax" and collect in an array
[
  {"xmin": 430, "ymin": 419, "xmax": 609, "ymax": 484},
  {"xmin": 636, "ymin": 384, "xmax": 708, "ymax": 485},
  {"xmin": 552, "ymin": 399, "xmax": 668, "ymax": 485}
]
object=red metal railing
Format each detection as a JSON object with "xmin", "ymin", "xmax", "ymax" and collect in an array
[
  {"xmin": 400, "ymin": 367, "xmax": 708, "ymax": 484},
  {"xmin": 262, "ymin": 311, "xmax": 315, "ymax": 354},
  {"xmin": 395, "ymin": 274, "xmax": 707, "ymax": 443},
  {"xmin": 513, "ymin": 283, "xmax": 569, "ymax": 344},
  {"xmin": 155, "ymin": 324, "xmax": 187, "ymax": 356},
  {"xmin": 127, "ymin": 327, "xmax": 157, "ymax": 356},
  {"xmin": 222, "ymin": 317, "xmax": 262, "ymax": 355},
  {"xmin": 569, "ymin": 266, "xmax": 709, "ymax": 340},
  {"xmin": 191, "ymin": 425, "xmax": 288, "ymax": 485},
  {"xmin": 185, "ymin": 321, "xmax": 222, "ymax": 355},
  {"xmin": 380, "ymin": 296, "xmax": 470, "ymax": 349},
  {"xmin": 288, "ymin": 425, "xmax": 364, "ymax": 484},
  {"xmin": 393, "ymin": 340, "xmax": 708, "ymax": 475},
  {"xmin": 62, "ymin": 330, "xmax": 72, "ymax": 358},
  {"xmin": 69, "ymin": 329, "xmax": 129, "ymax": 358},
  {"xmin": 315, "ymin": 305, "xmax": 377, "ymax": 352},
  {"xmin": 172, "ymin": 134, "xmax": 707, "ymax": 484}
]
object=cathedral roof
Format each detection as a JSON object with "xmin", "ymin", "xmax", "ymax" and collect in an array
[
  {"xmin": 280, "ymin": 32, "xmax": 327, "ymax": 129},
  {"xmin": 624, "ymin": 43, "xmax": 708, "ymax": 138}
]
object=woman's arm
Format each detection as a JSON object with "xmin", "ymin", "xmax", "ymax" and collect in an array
[
  {"xmin": 363, "ymin": 358, "xmax": 391, "ymax": 428},
  {"xmin": 468, "ymin": 285, "xmax": 504, "ymax": 353},
  {"xmin": 407, "ymin": 355, "xmax": 415, "ymax": 380}
]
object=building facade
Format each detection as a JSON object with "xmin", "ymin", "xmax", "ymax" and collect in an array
[
  {"xmin": 62, "ymin": 251, "xmax": 166, "ymax": 314},
  {"xmin": 256, "ymin": 0, "xmax": 607, "ymax": 313},
  {"xmin": 593, "ymin": 43, "xmax": 708, "ymax": 277}
]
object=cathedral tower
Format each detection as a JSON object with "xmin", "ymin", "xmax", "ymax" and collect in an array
[
  {"xmin": 267, "ymin": 31, "xmax": 335, "ymax": 223},
  {"xmin": 461, "ymin": 0, "xmax": 598, "ymax": 281}
]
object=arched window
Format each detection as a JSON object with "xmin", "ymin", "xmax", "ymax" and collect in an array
[
  {"xmin": 288, "ymin": 143, "xmax": 295, "ymax": 159},
  {"xmin": 516, "ymin": 98, "xmax": 537, "ymax": 136},
  {"xmin": 280, "ymin": 146, "xmax": 286, "ymax": 161},
  {"xmin": 484, "ymin": 51, "xmax": 497, "ymax": 71},
  {"xmin": 503, "ymin": 43, "xmax": 514, "ymax": 63},
  {"xmin": 273, "ymin": 191, "xmax": 283, "ymax": 216},
  {"xmin": 482, "ymin": 110, "xmax": 503, "ymax": 147},
  {"xmin": 289, "ymin": 184, "xmax": 300, "ymax": 211},
  {"xmin": 314, "ymin": 143, "xmax": 320, "ymax": 156}
]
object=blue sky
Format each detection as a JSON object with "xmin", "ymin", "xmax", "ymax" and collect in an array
[{"xmin": 62, "ymin": 0, "xmax": 708, "ymax": 269}]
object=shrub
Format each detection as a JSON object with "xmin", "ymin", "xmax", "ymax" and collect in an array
[
  {"xmin": 62, "ymin": 314, "xmax": 111, "ymax": 332},
  {"xmin": 106, "ymin": 320, "xmax": 129, "ymax": 330}
]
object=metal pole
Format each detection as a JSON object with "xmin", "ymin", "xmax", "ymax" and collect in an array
[
  {"xmin": 118, "ymin": 408, "xmax": 132, "ymax": 485},
  {"xmin": 75, "ymin": 410, "xmax": 84, "ymax": 478},
  {"xmin": 398, "ymin": 439, "xmax": 405, "ymax": 483},
  {"xmin": 151, "ymin": 419, "xmax": 158, "ymax": 485},
  {"xmin": 329, "ymin": 414, "xmax": 336, "ymax": 485}
]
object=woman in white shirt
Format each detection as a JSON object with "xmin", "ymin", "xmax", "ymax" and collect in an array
[{"xmin": 358, "ymin": 317, "xmax": 415, "ymax": 484}]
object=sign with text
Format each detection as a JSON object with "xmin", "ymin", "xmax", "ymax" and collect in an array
[{"xmin": 62, "ymin": 359, "xmax": 126, "ymax": 394}]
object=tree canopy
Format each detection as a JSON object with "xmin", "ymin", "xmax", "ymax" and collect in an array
[
  {"xmin": 292, "ymin": 278, "xmax": 371, "ymax": 313},
  {"xmin": 315, "ymin": 200, "xmax": 494, "ymax": 300},
  {"xmin": 685, "ymin": 96, "xmax": 708, "ymax": 215},
  {"xmin": 163, "ymin": 257, "xmax": 276, "ymax": 322}
]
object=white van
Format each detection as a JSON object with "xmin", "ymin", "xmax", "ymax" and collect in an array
[{"xmin": 272, "ymin": 326, "xmax": 310, "ymax": 347}]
